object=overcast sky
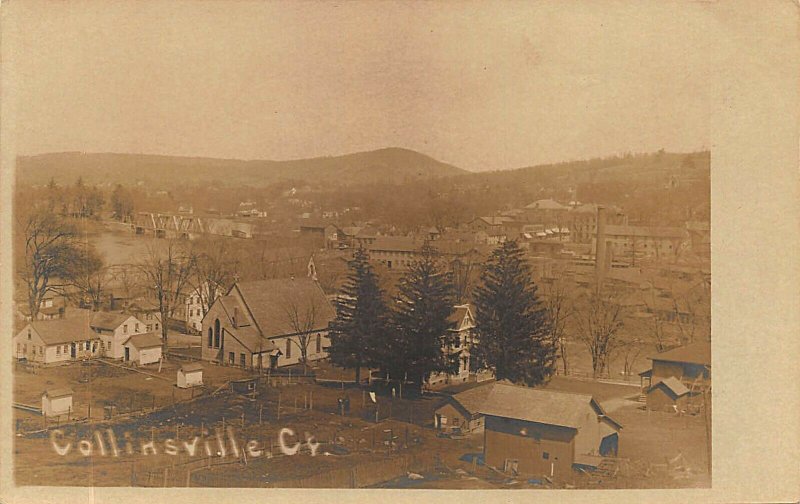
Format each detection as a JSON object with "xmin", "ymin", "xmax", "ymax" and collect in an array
[{"xmin": 4, "ymin": 1, "xmax": 718, "ymax": 171}]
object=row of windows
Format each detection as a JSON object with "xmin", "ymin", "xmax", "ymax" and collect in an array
[
  {"xmin": 121, "ymin": 323, "xmax": 142, "ymax": 334},
  {"xmin": 17, "ymin": 341, "xmax": 93, "ymax": 357},
  {"xmin": 207, "ymin": 319, "xmax": 323, "ymax": 359}
]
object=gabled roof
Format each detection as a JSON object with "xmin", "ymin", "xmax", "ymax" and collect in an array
[
  {"xmin": 650, "ymin": 376, "xmax": 690, "ymax": 397},
  {"xmin": 448, "ymin": 304, "xmax": 475, "ymax": 329},
  {"xmin": 180, "ymin": 362, "xmax": 204, "ymax": 373},
  {"xmin": 123, "ymin": 332, "xmax": 162, "ymax": 349},
  {"xmin": 475, "ymin": 216, "xmax": 514, "ymax": 226},
  {"xmin": 24, "ymin": 311, "xmax": 95, "ymax": 345},
  {"xmin": 449, "ymin": 383, "xmax": 495, "ymax": 416},
  {"xmin": 90, "ymin": 312, "xmax": 133, "ymax": 331},
  {"xmin": 525, "ymin": 199, "xmax": 569, "ymax": 211},
  {"xmin": 44, "ymin": 388, "xmax": 73, "ymax": 398},
  {"xmin": 218, "ymin": 295, "xmax": 251, "ymax": 327},
  {"xmin": 339, "ymin": 226, "xmax": 363, "ymax": 237},
  {"xmin": 649, "ymin": 341, "xmax": 711, "ymax": 366},
  {"xmin": 233, "ymin": 278, "xmax": 336, "ymax": 339},
  {"xmin": 480, "ymin": 383, "xmax": 621, "ymax": 430}
]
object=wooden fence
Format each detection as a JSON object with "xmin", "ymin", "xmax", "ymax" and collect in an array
[{"xmin": 188, "ymin": 450, "xmax": 440, "ymax": 488}]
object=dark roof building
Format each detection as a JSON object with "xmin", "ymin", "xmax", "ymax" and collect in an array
[
  {"xmin": 641, "ymin": 341, "xmax": 711, "ymax": 390},
  {"xmin": 480, "ymin": 384, "xmax": 622, "ymax": 479}
]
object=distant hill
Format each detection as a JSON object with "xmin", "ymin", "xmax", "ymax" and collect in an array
[{"xmin": 15, "ymin": 147, "xmax": 467, "ymax": 188}]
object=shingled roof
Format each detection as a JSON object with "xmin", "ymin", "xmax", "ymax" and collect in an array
[
  {"xmin": 649, "ymin": 341, "xmax": 711, "ymax": 366},
  {"xmin": 90, "ymin": 311, "xmax": 132, "ymax": 331},
  {"xmin": 448, "ymin": 304, "xmax": 475, "ymax": 329},
  {"xmin": 480, "ymin": 383, "xmax": 619, "ymax": 430},
  {"xmin": 26, "ymin": 312, "xmax": 95, "ymax": 345},
  {"xmin": 650, "ymin": 376, "xmax": 690, "ymax": 397},
  {"xmin": 525, "ymin": 199, "xmax": 569, "ymax": 211},
  {"xmin": 234, "ymin": 278, "xmax": 336, "ymax": 339},
  {"xmin": 123, "ymin": 332, "xmax": 163, "ymax": 349},
  {"xmin": 449, "ymin": 383, "xmax": 495, "ymax": 417}
]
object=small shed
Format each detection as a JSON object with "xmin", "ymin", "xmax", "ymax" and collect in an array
[
  {"xmin": 123, "ymin": 333, "xmax": 163, "ymax": 365},
  {"xmin": 177, "ymin": 362, "xmax": 204, "ymax": 388},
  {"xmin": 646, "ymin": 376, "xmax": 690, "ymax": 412},
  {"xmin": 230, "ymin": 377, "xmax": 259, "ymax": 395},
  {"xmin": 42, "ymin": 388, "xmax": 73, "ymax": 417}
]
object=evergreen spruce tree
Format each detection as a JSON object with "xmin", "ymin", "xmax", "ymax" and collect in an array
[
  {"xmin": 387, "ymin": 244, "xmax": 457, "ymax": 391},
  {"xmin": 472, "ymin": 240, "xmax": 556, "ymax": 385},
  {"xmin": 327, "ymin": 248, "xmax": 388, "ymax": 385}
]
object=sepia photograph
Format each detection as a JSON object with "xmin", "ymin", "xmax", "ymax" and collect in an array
[{"xmin": 0, "ymin": 1, "xmax": 797, "ymax": 502}]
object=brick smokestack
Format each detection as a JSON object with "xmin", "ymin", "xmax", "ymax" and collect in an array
[{"xmin": 595, "ymin": 205, "xmax": 608, "ymax": 283}]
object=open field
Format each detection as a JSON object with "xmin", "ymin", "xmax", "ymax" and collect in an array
[{"xmin": 13, "ymin": 357, "xmax": 709, "ymax": 488}]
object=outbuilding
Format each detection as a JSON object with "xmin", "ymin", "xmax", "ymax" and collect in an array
[
  {"xmin": 123, "ymin": 332, "xmax": 163, "ymax": 365},
  {"xmin": 230, "ymin": 377, "xmax": 259, "ymax": 395},
  {"xmin": 42, "ymin": 388, "xmax": 74, "ymax": 417},
  {"xmin": 177, "ymin": 362, "xmax": 204, "ymax": 388},
  {"xmin": 434, "ymin": 383, "xmax": 494, "ymax": 434},
  {"xmin": 646, "ymin": 376, "xmax": 690, "ymax": 412},
  {"xmin": 641, "ymin": 341, "xmax": 711, "ymax": 390},
  {"xmin": 480, "ymin": 383, "xmax": 622, "ymax": 480}
]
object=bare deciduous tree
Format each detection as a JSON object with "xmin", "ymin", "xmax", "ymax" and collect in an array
[
  {"xmin": 188, "ymin": 237, "xmax": 240, "ymax": 320},
  {"xmin": 575, "ymin": 288, "xmax": 625, "ymax": 378},
  {"xmin": 450, "ymin": 256, "xmax": 479, "ymax": 304},
  {"xmin": 66, "ymin": 247, "xmax": 108, "ymax": 311},
  {"xmin": 137, "ymin": 241, "xmax": 196, "ymax": 355},
  {"xmin": 16, "ymin": 211, "xmax": 85, "ymax": 319},
  {"xmin": 543, "ymin": 279, "xmax": 574, "ymax": 375},
  {"xmin": 108, "ymin": 264, "xmax": 146, "ymax": 305},
  {"xmin": 282, "ymin": 292, "xmax": 321, "ymax": 374}
]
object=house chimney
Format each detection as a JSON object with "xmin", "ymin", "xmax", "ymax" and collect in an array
[{"xmin": 595, "ymin": 206, "xmax": 608, "ymax": 283}]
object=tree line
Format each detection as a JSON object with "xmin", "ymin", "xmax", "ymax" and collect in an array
[
  {"xmin": 16, "ymin": 205, "xmax": 703, "ymax": 382},
  {"xmin": 327, "ymin": 241, "xmax": 558, "ymax": 391}
]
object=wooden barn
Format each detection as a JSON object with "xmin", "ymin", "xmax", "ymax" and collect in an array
[
  {"xmin": 646, "ymin": 376, "xmax": 690, "ymax": 412},
  {"xmin": 480, "ymin": 384, "xmax": 622, "ymax": 480},
  {"xmin": 434, "ymin": 383, "xmax": 494, "ymax": 434},
  {"xmin": 640, "ymin": 341, "xmax": 711, "ymax": 390}
]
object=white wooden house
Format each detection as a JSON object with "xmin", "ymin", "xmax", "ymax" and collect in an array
[
  {"xmin": 13, "ymin": 311, "xmax": 99, "ymax": 365},
  {"xmin": 90, "ymin": 312, "xmax": 147, "ymax": 359}
]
